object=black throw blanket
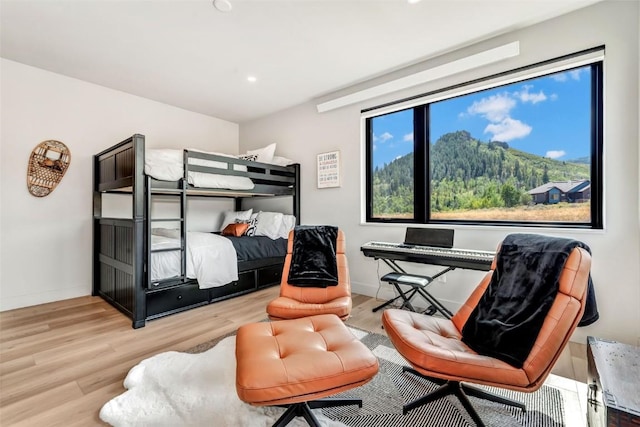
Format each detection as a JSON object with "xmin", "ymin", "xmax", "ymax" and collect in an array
[
  {"xmin": 287, "ymin": 225, "xmax": 339, "ymax": 288},
  {"xmin": 461, "ymin": 233, "xmax": 598, "ymax": 368}
]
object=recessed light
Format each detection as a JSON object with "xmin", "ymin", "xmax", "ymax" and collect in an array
[
  {"xmin": 247, "ymin": 76, "xmax": 257, "ymax": 83},
  {"xmin": 213, "ymin": 0, "xmax": 232, "ymax": 12},
  {"xmin": 407, "ymin": 0, "xmax": 422, "ymax": 4}
]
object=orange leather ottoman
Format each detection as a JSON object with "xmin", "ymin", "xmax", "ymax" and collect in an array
[{"xmin": 235, "ymin": 314, "xmax": 379, "ymax": 427}]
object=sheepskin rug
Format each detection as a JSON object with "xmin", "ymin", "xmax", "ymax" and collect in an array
[{"xmin": 99, "ymin": 336, "xmax": 346, "ymax": 427}]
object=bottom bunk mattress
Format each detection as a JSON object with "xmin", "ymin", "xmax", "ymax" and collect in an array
[
  {"xmin": 150, "ymin": 230, "xmax": 286, "ymax": 289},
  {"xmin": 223, "ymin": 235, "xmax": 287, "ymax": 262}
]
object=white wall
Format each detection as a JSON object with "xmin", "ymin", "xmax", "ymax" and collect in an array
[
  {"xmin": 0, "ymin": 59, "xmax": 239, "ymax": 311},
  {"xmin": 240, "ymin": 1, "xmax": 640, "ymax": 345}
]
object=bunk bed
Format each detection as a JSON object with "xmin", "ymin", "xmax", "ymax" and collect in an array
[{"xmin": 92, "ymin": 134, "xmax": 300, "ymax": 328}]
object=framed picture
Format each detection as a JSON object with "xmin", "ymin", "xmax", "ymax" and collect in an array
[{"xmin": 317, "ymin": 150, "xmax": 340, "ymax": 188}]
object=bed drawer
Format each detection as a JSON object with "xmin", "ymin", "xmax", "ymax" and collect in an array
[
  {"xmin": 210, "ymin": 272, "xmax": 256, "ymax": 301},
  {"xmin": 146, "ymin": 283, "xmax": 209, "ymax": 318},
  {"xmin": 257, "ymin": 264, "xmax": 283, "ymax": 288}
]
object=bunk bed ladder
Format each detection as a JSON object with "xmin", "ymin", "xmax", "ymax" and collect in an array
[{"xmin": 146, "ymin": 176, "xmax": 188, "ymax": 290}]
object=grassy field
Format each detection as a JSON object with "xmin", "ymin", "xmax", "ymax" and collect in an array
[
  {"xmin": 431, "ymin": 202, "xmax": 591, "ymax": 222},
  {"xmin": 377, "ymin": 202, "xmax": 591, "ymax": 222}
]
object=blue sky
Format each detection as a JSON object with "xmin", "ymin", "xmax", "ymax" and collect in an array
[{"xmin": 372, "ymin": 65, "xmax": 592, "ymax": 168}]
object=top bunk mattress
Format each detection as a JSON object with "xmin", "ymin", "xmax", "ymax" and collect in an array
[{"xmin": 145, "ymin": 148, "xmax": 254, "ymax": 190}]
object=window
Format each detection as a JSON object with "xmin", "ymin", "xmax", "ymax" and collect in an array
[
  {"xmin": 369, "ymin": 109, "xmax": 415, "ymax": 220},
  {"xmin": 365, "ymin": 52, "xmax": 603, "ymax": 229}
]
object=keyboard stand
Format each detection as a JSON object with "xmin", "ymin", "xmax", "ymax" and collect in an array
[{"xmin": 372, "ymin": 258, "xmax": 455, "ymax": 318}]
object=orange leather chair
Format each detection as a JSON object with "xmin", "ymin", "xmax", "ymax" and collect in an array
[
  {"xmin": 266, "ymin": 229, "xmax": 352, "ymax": 320},
  {"xmin": 382, "ymin": 243, "xmax": 591, "ymax": 427}
]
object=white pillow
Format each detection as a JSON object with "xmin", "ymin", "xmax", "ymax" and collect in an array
[
  {"xmin": 255, "ymin": 211, "xmax": 284, "ymax": 239},
  {"xmin": 246, "ymin": 143, "xmax": 276, "ymax": 164},
  {"xmin": 219, "ymin": 209, "xmax": 253, "ymax": 231},
  {"xmin": 278, "ymin": 214, "xmax": 296, "ymax": 239},
  {"xmin": 270, "ymin": 155, "xmax": 295, "ymax": 166}
]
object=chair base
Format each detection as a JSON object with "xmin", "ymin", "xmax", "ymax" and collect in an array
[
  {"xmin": 402, "ymin": 367, "xmax": 526, "ymax": 427},
  {"xmin": 273, "ymin": 397, "xmax": 362, "ymax": 427}
]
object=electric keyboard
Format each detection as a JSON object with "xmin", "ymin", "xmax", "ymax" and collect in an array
[{"xmin": 361, "ymin": 241, "xmax": 495, "ymax": 271}]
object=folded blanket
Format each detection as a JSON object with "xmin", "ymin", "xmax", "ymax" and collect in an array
[
  {"xmin": 461, "ymin": 233, "xmax": 597, "ymax": 368},
  {"xmin": 579, "ymin": 277, "xmax": 599, "ymax": 327},
  {"xmin": 287, "ymin": 225, "xmax": 338, "ymax": 288}
]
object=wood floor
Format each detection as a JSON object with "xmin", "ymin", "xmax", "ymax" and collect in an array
[{"xmin": 0, "ymin": 287, "xmax": 586, "ymax": 426}]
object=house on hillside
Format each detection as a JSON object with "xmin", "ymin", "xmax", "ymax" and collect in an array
[{"xmin": 528, "ymin": 180, "xmax": 591, "ymax": 204}]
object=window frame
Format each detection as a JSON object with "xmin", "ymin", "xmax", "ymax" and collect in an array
[{"xmin": 364, "ymin": 47, "xmax": 604, "ymax": 230}]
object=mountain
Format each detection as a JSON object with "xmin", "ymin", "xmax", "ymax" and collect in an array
[
  {"xmin": 565, "ymin": 156, "xmax": 590, "ymax": 165},
  {"xmin": 372, "ymin": 130, "xmax": 590, "ymax": 215}
]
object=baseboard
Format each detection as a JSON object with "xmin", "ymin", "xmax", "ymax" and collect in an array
[{"xmin": 0, "ymin": 286, "xmax": 89, "ymax": 311}]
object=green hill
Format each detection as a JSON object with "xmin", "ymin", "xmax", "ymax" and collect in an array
[{"xmin": 372, "ymin": 130, "xmax": 590, "ymax": 216}]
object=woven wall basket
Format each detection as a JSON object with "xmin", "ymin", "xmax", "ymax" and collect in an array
[{"xmin": 27, "ymin": 140, "xmax": 71, "ymax": 197}]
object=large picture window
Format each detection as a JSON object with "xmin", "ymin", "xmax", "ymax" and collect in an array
[{"xmin": 365, "ymin": 52, "xmax": 603, "ymax": 229}]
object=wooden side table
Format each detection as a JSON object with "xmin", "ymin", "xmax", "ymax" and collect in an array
[{"xmin": 587, "ymin": 336, "xmax": 640, "ymax": 427}]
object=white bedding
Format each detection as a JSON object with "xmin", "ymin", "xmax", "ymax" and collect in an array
[
  {"xmin": 150, "ymin": 230, "xmax": 238, "ymax": 289},
  {"xmin": 144, "ymin": 149, "xmax": 254, "ymax": 190},
  {"xmin": 150, "ymin": 234, "xmax": 182, "ymax": 282}
]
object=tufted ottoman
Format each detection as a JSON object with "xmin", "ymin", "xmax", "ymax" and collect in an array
[{"xmin": 235, "ymin": 314, "xmax": 379, "ymax": 427}]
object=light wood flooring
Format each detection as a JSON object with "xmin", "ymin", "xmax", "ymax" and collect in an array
[{"xmin": 0, "ymin": 287, "xmax": 587, "ymax": 426}]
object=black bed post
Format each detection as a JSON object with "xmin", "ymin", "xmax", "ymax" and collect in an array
[
  {"xmin": 132, "ymin": 134, "xmax": 147, "ymax": 329},
  {"xmin": 293, "ymin": 163, "xmax": 301, "ymax": 224},
  {"xmin": 92, "ymin": 153, "xmax": 101, "ymax": 296}
]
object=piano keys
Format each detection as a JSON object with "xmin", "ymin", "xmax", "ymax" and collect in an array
[{"xmin": 360, "ymin": 241, "xmax": 495, "ymax": 271}]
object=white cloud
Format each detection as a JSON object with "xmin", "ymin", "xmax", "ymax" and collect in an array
[
  {"xmin": 550, "ymin": 68, "xmax": 583, "ymax": 82},
  {"xmin": 467, "ymin": 93, "xmax": 516, "ymax": 122},
  {"xmin": 515, "ymin": 85, "xmax": 547, "ymax": 104},
  {"xmin": 403, "ymin": 132, "xmax": 413, "ymax": 142},
  {"xmin": 468, "ymin": 92, "xmax": 532, "ymax": 142},
  {"xmin": 550, "ymin": 93, "xmax": 559, "ymax": 101},
  {"xmin": 373, "ymin": 132, "xmax": 393, "ymax": 143},
  {"xmin": 377, "ymin": 132, "xmax": 393, "ymax": 143},
  {"xmin": 546, "ymin": 150, "xmax": 566, "ymax": 159},
  {"xmin": 484, "ymin": 117, "xmax": 532, "ymax": 142},
  {"xmin": 568, "ymin": 69, "xmax": 583, "ymax": 80}
]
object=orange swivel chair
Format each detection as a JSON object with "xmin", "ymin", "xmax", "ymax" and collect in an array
[
  {"xmin": 382, "ymin": 237, "xmax": 592, "ymax": 427},
  {"xmin": 266, "ymin": 229, "xmax": 352, "ymax": 321}
]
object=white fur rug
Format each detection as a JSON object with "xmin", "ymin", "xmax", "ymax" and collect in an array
[{"xmin": 100, "ymin": 336, "xmax": 347, "ymax": 427}]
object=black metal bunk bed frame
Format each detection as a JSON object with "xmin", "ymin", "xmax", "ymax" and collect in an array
[{"xmin": 92, "ymin": 134, "xmax": 300, "ymax": 328}]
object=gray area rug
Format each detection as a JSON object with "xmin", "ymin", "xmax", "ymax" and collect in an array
[
  {"xmin": 188, "ymin": 326, "xmax": 566, "ymax": 427},
  {"xmin": 323, "ymin": 331, "xmax": 564, "ymax": 427}
]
